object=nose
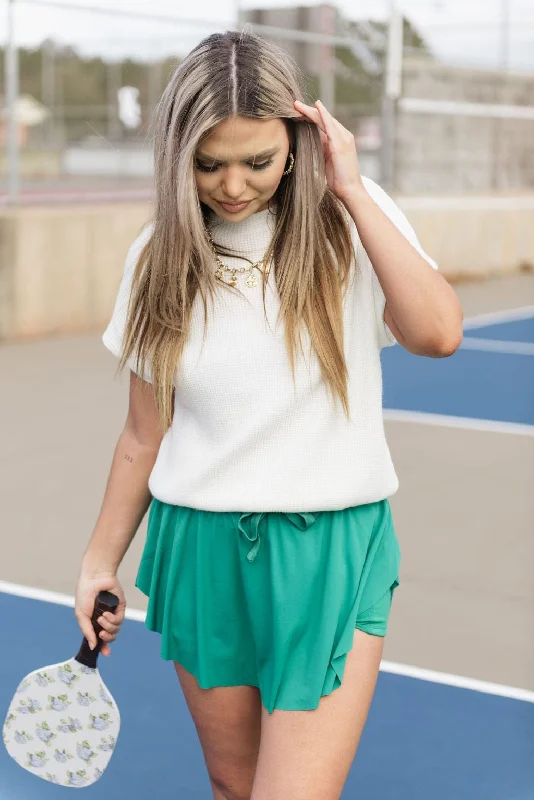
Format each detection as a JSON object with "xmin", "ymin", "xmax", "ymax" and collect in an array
[{"xmin": 221, "ymin": 166, "xmax": 247, "ymax": 200}]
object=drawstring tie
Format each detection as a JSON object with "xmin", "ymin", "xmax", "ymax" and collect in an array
[{"xmin": 238, "ymin": 512, "xmax": 317, "ymax": 562}]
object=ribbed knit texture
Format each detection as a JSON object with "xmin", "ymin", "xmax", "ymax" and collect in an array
[{"xmin": 103, "ymin": 177, "xmax": 438, "ymax": 512}]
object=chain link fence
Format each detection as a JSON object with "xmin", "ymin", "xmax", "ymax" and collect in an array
[{"xmin": 2, "ymin": 0, "xmax": 534, "ymax": 201}]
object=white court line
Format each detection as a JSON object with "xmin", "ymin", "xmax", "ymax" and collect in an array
[
  {"xmin": 463, "ymin": 306, "xmax": 534, "ymax": 330},
  {"xmin": 383, "ymin": 409, "xmax": 534, "ymax": 437},
  {"xmin": 0, "ymin": 580, "xmax": 146, "ymax": 623},
  {"xmin": 379, "ymin": 660, "xmax": 534, "ymax": 704},
  {"xmin": 1, "ymin": 580, "xmax": 533, "ymax": 704},
  {"xmin": 386, "ymin": 308, "xmax": 534, "ymax": 431},
  {"xmin": 461, "ymin": 337, "xmax": 534, "ymax": 355}
]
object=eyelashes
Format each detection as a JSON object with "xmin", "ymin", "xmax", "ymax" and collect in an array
[{"xmin": 195, "ymin": 159, "xmax": 274, "ymax": 173}]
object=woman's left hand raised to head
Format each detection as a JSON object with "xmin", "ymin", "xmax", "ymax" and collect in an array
[{"xmin": 294, "ymin": 99, "xmax": 364, "ymax": 205}]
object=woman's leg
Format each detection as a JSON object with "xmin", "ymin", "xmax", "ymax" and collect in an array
[
  {"xmin": 250, "ymin": 628, "xmax": 385, "ymax": 800},
  {"xmin": 174, "ymin": 662, "xmax": 262, "ymax": 800}
]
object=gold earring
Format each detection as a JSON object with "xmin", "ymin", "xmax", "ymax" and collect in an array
[{"xmin": 282, "ymin": 152, "xmax": 294, "ymax": 176}]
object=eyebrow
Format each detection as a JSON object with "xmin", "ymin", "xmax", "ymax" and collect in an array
[{"xmin": 196, "ymin": 147, "xmax": 280, "ymax": 163}]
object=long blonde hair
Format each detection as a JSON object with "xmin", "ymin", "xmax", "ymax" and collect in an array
[{"xmin": 118, "ymin": 30, "xmax": 355, "ymax": 433}]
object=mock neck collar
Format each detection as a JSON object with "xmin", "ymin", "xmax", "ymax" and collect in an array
[
  {"xmin": 209, "ymin": 206, "xmax": 275, "ymax": 233},
  {"xmin": 207, "ymin": 205, "xmax": 276, "ymax": 253}
]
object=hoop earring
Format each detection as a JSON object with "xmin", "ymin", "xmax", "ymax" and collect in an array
[{"xmin": 282, "ymin": 152, "xmax": 294, "ymax": 176}]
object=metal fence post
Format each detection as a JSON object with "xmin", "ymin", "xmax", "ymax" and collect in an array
[
  {"xmin": 5, "ymin": 0, "xmax": 20, "ymax": 203},
  {"xmin": 381, "ymin": 1, "xmax": 403, "ymax": 191},
  {"xmin": 319, "ymin": 3, "xmax": 335, "ymax": 115}
]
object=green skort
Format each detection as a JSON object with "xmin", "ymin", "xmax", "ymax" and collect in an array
[{"xmin": 135, "ymin": 498, "xmax": 401, "ymax": 714}]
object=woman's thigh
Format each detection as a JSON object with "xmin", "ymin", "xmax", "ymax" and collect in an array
[
  {"xmin": 174, "ymin": 662, "xmax": 262, "ymax": 799},
  {"xmin": 250, "ymin": 628, "xmax": 385, "ymax": 800}
]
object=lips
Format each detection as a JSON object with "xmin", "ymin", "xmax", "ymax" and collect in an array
[{"xmin": 218, "ymin": 200, "xmax": 252, "ymax": 212}]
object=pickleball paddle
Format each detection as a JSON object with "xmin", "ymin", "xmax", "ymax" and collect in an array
[{"xmin": 2, "ymin": 590, "xmax": 121, "ymax": 788}]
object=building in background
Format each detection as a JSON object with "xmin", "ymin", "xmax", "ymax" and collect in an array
[
  {"xmin": 243, "ymin": 3, "xmax": 432, "ymax": 184},
  {"xmin": 5, "ymin": 4, "xmax": 534, "ymax": 193},
  {"xmin": 246, "ymin": 4, "xmax": 534, "ymax": 193},
  {"xmin": 0, "ymin": 95, "xmax": 49, "ymax": 147},
  {"xmin": 398, "ymin": 57, "xmax": 534, "ymax": 192}
]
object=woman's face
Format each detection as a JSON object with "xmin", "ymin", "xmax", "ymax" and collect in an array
[{"xmin": 194, "ymin": 116, "xmax": 290, "ymax": 222}]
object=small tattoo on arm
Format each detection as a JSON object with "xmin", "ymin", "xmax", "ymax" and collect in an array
[{"xmin": 124, "ymin": 454, "xmax": 134, "ymax": 463}]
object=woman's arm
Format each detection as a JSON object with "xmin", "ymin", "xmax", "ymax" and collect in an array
[
  {"xmin": 343, "ymin": 187, "xmax": 463, "ymax": 357},
  {"xmin": 75, "ymin": 371, "xmax": 167, "ymax": 654},
  {"xmin": 80, "ymin": 372, "xmax": 164, "ymax": 576},
  {"xmin": 294, "ymin": 98, "xmax": 463, "ymax": 357}
]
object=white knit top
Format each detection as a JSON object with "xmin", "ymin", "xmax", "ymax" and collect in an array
[{"xmin": 103, "ymin": 177, "xmax": 438, "ymax": 512}]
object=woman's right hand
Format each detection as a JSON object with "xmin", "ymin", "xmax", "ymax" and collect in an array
[{"xmin": 74, "ymin": 572, "xmax": 126, "ymax": 657}]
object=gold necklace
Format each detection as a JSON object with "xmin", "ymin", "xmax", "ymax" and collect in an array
[{"xmin": 207, "ymin": 231, "xmax": 271, "ymax": 288}]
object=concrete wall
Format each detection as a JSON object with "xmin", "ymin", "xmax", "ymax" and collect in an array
[
  {"xmin": 397, "ymin": 195, "xmax": 534, "ymax": 279},
  {"xmin": 0, "ymin": 203, "xmax": 151, "ymax": 340},
  {"xmin": 1, "ymin": 197, "xmax": 533, "ymax": 341},
  {"xmin": 397, "ymin": 59, "xmax": 534, "ymax": 193}
]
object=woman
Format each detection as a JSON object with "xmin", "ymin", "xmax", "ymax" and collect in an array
[{"xmin": 75, "ymin": 30, "xmax": 462, "ymax": 800}]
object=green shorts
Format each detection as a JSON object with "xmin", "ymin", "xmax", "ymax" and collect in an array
[{"xmin": 135, "ymin": 498, "xmax": 401, "ymax": 713}]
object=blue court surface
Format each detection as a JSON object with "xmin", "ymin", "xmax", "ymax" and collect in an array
[
  {"xmin": 382, "ymin": 309, "xmax": 534, "ymax": 427},
  {"xmin": 2, "ymin": 308, "xmax": 534, "ymax": 798},
  {"xmin": 1, "ymin": 594, "xmax": 533, "ymax": 800}
]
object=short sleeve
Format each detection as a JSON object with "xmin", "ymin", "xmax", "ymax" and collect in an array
[
  {"xmin": 102, "ymin": 223, "xmax": 154, "ymax": 383},
  {"xmin": 360, "ymin": 176, "xmax": 439, "ymax": 349}
]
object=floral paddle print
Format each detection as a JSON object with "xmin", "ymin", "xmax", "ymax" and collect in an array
[
  {"xmin": 54, "ymin": 747, "xmax": 74, "ymax": 763},
  {"xmin": 13, "ymin": 730, "xmax": 33, "ymax": 745},
  {"xmin": 76, "ymin": 740, "xmax": 98, "ymax": 765},
  {"xmin": 66, "ymin": 769, "xmax": 90, "ymax": 787},
  {"xmin": 76, "ymin": 691, "xmax": 96, "ymax": 707},
  {"xmin": 16, "ymin": 698, "xmax": 42, "ymax": 716},
  {"xmin": 3, "ymin": 657, "xmax": 120, "ymax": 788},
  {"xmin": 35, "ymin": 721, "xmax": 56, "ymax": 747},
  {"xmin": 98, "ymin": 735, "xmax": 116, "ymax": 752},
  {"xmin": 89, "ymin": 712, "xmax": 111, "ymax": 731},
  {"xmin": 35, "ymin": 672, "xmax": 55, "ymax": 687},
  {"xmin": 26, "ymin": 751, "xmax": 48, "ymax": 769},
  {"xmin": 57, "ymin": 717, "xmax": 83, "ymax": 734},
  {"xmin": 47, "ymin": 694, "xmax": 71, "ymax": 712}
]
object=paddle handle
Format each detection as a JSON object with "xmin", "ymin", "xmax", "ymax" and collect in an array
[{"xmin": 74, "ymin": 590, "xmax": 120, "ymax": 669}]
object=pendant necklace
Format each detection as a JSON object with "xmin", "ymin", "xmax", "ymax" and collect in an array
[{"xmin": 207, "ymin": 230, "xmax": 271, "ymax": 289}]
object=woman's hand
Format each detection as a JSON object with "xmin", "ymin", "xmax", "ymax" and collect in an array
[
  {"xmin": 294, "ymin": 99, "xmax": 364, "ymax": 204},
  {"xmin": 75, "ymin": 572, "xmax": 126, "ymax": 657}
]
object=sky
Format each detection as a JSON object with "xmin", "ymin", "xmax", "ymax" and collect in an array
[{"xmin": 3, "ymin": 0, "xmax": 534, "ymax": 72}]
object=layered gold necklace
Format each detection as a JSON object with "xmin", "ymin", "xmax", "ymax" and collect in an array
[{"xmin": 206, "ymin": 230, "xmax": 272, "ymax": 289}]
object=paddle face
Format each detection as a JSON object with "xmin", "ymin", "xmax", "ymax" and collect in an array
[
  {"xmin": 2, "ymin": 590, "xmax": 121, "ymax": 788},
  {"xmin": 3, "ymin": 657, "xmax": 120, "ymax": 787}
]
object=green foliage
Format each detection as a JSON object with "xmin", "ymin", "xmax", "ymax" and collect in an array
[
  {"xmin": 1, "ymin": 40, "xmax": 179, "ymax": 144},
  {"xmin": 2, "ymin": 17, "xmax": 430, "ymax": 143},
  {"xmin": 333, "ymin": 17, "xmax": 431, "ymax": 117}
]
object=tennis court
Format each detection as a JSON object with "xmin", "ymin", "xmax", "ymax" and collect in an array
[{"xmin": 1, "ymin": 275, "xmax": 533, "ymax": 798}]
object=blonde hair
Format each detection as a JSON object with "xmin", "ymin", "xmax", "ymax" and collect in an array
[{"xmin": 118, "ymin": 30, "xmax": 355, "ymax": 433}]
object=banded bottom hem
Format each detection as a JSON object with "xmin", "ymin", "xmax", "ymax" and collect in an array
[
  {"xmin": 323, "ymin": 575, "xmax": 400, "ymax": 700},
  {"xmin": 135, "ymin": 574, "xmax": 400, "ymax": 714}
]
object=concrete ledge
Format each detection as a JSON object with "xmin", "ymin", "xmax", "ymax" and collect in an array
[
  {"xmin": 1, "ymin": 196, "xmax": 533, "ymax": 341},
  {"xmin": 0, "ymin": 202, "xmax": 150, "ymax": 340},
  {"xmin": 397, "ymin": 195, "xmax": 534, "ymax": 280}
]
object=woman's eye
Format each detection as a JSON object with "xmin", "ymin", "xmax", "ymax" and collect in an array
[
  {"xmin": 195, "ymin": 161, "xmax": 219, "ymax": 172},
  {"xmin": 249, "ymin": 160, "xmax": 273, "ymax": 171},
  {"xmin": 195, "ymin": 159, "xmax": 274, "ymax": 172}
]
